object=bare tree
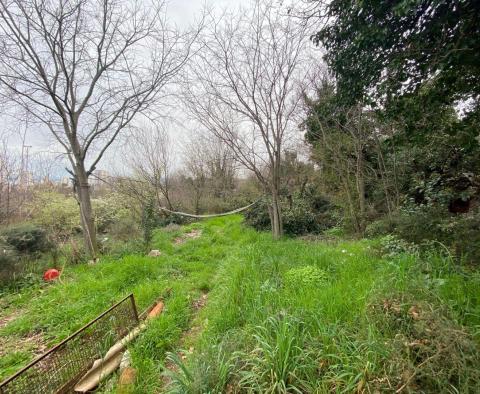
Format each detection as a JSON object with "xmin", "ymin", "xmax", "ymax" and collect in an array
[
  {"xmin": 0, "ymin": 137, "xmax": 20, "ymax": 224},
  {"xmin": 182, "ymin": 137, "xmax": 208, "ymax": 215},
  {"xmin": 0, "ymin": 0, "xmax": 199, "ymax": 256},
  {"xmin": 201, "ymin": 134, "xmax": 237, "ymax": 200},
  {"xmin": 30, "ymin": 151, "xmax": 64, "ymax": 185},
  {"xmin": 183, "ymin": 0, "xmax": 309, "ymax": 238},
  {"xmin": 179, "ymin": 133, "xmax": 238, "ymax": 214},
  {"xmin": 127, "ymin": 124, "xmax": 174, "ymax": 210}
]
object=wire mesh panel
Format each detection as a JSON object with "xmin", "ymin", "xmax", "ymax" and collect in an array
[{"xmin": 0, "ymin": 294, "xmax": 139, "ymax": 394}]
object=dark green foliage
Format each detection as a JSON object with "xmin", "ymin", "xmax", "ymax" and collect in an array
[
  {"xmin": 313, "ymin": 0, "xmax": 480, "ymax": 108},
  {"xmin": 244, "ymin": 194, "xmax": 336, "ymax": 236},
  {"xmin": 2, "ymin": 224, "xmax": 51, "ymax": 255},
  {"xmin": 302, "ymin": 65, "xmax": 479, "ymax": 256},
  {"xmin": 282, "ymin": 200, "xmax": 320, "ymax": 236},
  {"xmin": 282, "ymin": 197, "xmax": 334, "ymax": 236},
  {"xmin": 383, "ymin": 86, "xmax": 480, "ymax": 210},
  {"xmin": 141, "ymin": 197, "xmax": 158, "ymax": 247},
  {"xmin": 244, "ymin": 198, "xmax": 272, "ymax": 232},
  {"xmin": 367, "ymin": 206, "xmax": 480, "ymax": 263},
  {"xmin": 157, "ymin": 212, "xmax": 192, "ymax": 228},
  {"xmin": 245, "ymin": 150, "xmax": 338, "ymax": 236},
  {"xmin": 0, "ymin": 241, "xmax": 20, "ymax": 284}
]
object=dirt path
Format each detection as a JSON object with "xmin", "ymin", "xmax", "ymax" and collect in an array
[
  {"xmin": 161, "ymin": 290, "xmax": 209, "ymax": 389},
  {"xmin": 173, "ymin": 229, "xmax": 202, "ymax": 245}
]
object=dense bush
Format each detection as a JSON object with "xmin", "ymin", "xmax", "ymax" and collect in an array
[
  {"xmin": 92, "ymin": 194, "xmax": 132, "ymax": 233},
  {"xmin": 30, "ymin": 191, "xmax": 141, "ymax": 242},
  {"xmin": 0, "ymin": 240, "xmax": 20, "ymax": 284},
  {"xmin": 377, "ymin": 234, "xmax": 419, "ymax": 258},
  {"xmin": 1, "ymin": 224, "xmax": 51, "ymax": 254},
  {"xmin": 157, "ymin": 212, "xmax": 193, "ymax": 228},
  {"xmin": 244, "ymin": 193, "xmax": 336, "ymax": 236},
  {"xmin": 366, "ymin": 206, "xmax": 480, "ymax": 263},
  {"xmin": 107, "ymin": 216, "xmax": 140, "ymax": 241},
  {"xmin": 30, "ymin": 192, "xmax": 80, "ymax": 241},
  {"xmin": 243, "ymin": 198, "xmax": 271, "ymax": 232}
]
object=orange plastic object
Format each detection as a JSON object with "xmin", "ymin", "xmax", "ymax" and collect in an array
[
  {"xmin": 43, "ymin": 269, "xmax": 60, "ymax": 281},
  {"xmin": 147, "ymin": 301, "xmax": 164, "ymax": 319}
]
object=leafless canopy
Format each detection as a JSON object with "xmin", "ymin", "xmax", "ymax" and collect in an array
[
  {"xmin": 0, "ymin": 0, "xmax": 201, "ymax": 255},
  {"xmin": 0, "ymin": 0, "xmax": 198, "ymax": 175},
  {"xmin": 126, "ymin": 124, "xmax": 174, "ymax": 209},
  {"xmin": 182, "ymin": 0, "xmax": 311, "ymax": 237}
]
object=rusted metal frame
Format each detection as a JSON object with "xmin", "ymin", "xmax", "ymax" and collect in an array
[
  {"xmin": 0, "ymin": 293, "xmax": 137, "ymax": 389},
  {"xmin": 130, "ymin": 293, "xmax": 139, "ymax": 322}
]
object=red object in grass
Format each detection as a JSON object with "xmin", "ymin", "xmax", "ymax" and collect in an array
[{"xmin": 43, "ymin": 269, "xmax": 60, "ymax": 281}]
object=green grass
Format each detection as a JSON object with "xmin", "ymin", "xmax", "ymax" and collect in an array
[{"xmin": 1, "ymin": 215, "xmax": 479, "ymax": 393}]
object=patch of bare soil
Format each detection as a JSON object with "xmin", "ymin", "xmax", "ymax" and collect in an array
[
  {"xmin": 22, "ymin": 331, "xmax": 48, "ymax": 356},
  {"xmin": 173, "ymin": 229, "xmax": 203, "ymax": 245},
  {"xmin": 191, "ymin": 293, "xmax": 208, "ymax": 312},
  {"xmin": 0, "ymin": 310, "xmax": 20, "ymax": 330},
  {"xmin": 0, "ymin": 330, "xmax": 47, "ymax": 358},
  {"xmin": 178, "ymin": 292, "xmax": 209, "ymax": 355}
]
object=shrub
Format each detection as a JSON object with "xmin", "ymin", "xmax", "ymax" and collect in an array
[
  {"xmin": 284, "ymin": 265, "xmax": 327, "ymax": 287},
  {"xmin": 365, "ymin": 217, "xmax": 398, "ymax": 237},
  {"xmin": 243, "ymin": 198, "xmax": 272, "ymax": 232},
  {"xmin": 157, "ymin": 213, "xmax": 193, "ymax": 227},
  {"xmin": 1, "ymin": 224, "xmax": 51, "ymax": 254},
  {"xmin": 438, "ymin": 212, "xmax": 480, "ymax": 263},
  {"xmin": 0, "ymin": 240, "xmax": 20, "ymax": 284},
  {"xmin": 29, "ymin": 192, "xmax": 80, "ymax": 241},
  {"xmin": 282, "ymin": 200, "xmax": 320, "ymax": 236},
  {"xmin": 141, "ymin": 198, "xmax": 158, "ymax": 247},
  {"xmin": 107, "ymin": 216, "xmax": 140, "ymax": 241},
  {"xmin": 378, "ymin": 234, "xmax": 419, "ymax": 258},
  {"xmin": 244, "ymin": 195, "xmax": 336, "ymax": 236},
  {"xmin": 92, "ymin": 194, "xmax": 132, "ymax": 233},
  {"xmin": 369, "ymin": 295, "xmax": 480, "ymax": 392},
  {"xmin": 366, "ymin": 206, "xmax": 480, "ymax": 264}
]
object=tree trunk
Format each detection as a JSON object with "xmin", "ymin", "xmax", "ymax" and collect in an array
[
  {"xmin": 164, "ymin": 191, "xmax": 173, "ymax": 210},
  {"xmin": 356, "ymin": 146, "xmax": 366, "ymax": 235},
  {"xmin": 74, "ymin": 165, "xmax": 98, "ymax": 259},
  {"xmin": 270, "ymin": 189, "xmax": 283, "ymax": 239}
]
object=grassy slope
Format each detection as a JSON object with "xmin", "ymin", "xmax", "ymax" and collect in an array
[
  {"xmin": 1, "ymin": 216, "xmax": 479, "ymax": 393},
  {"xmin": 0, "ymin": 218, "xmax": 240, "ymax": 383}
]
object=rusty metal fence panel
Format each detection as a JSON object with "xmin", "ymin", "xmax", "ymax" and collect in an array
[{"xmin": 0, "ymin": 294, "xmax": 139, "ymax": 394}]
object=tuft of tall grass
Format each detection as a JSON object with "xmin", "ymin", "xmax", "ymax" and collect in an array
[{"xmin": 235, "ymin": 314, "xmax": 317, "ymax": 393}]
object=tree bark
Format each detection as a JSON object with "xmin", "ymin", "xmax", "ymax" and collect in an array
[
  {"xmin": 270, "ymin": 148, "xmax": 284, "ymax": 239},
  {"xmin": 356, "ymin": 145, "xmax": 366, "ymax": 235},
  {"xmin": 74, "ymin": 165, "xmax": 98, "ymax": 258},
  {"xmin": 270, "ymin": 188, "xmax": 283, "ymax": 239}
]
